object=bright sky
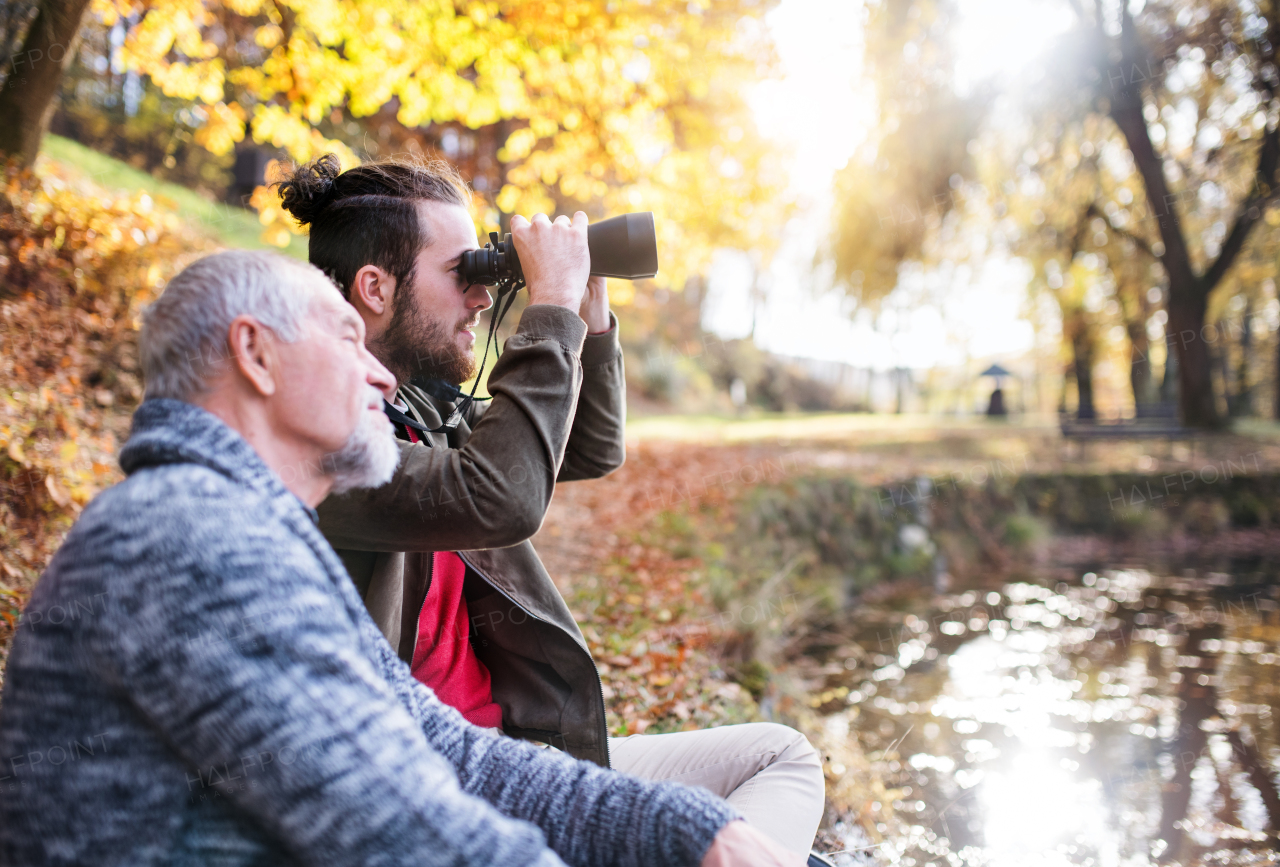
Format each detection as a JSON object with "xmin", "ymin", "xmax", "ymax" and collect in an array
[{"xmin": 702, "ymin": 0, "xmax": 1074, "ymax": 371}]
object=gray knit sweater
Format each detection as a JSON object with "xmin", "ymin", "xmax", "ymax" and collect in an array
[{"xmin": 0, "ymin": 399, "xmax": 737, "ymax": 866}]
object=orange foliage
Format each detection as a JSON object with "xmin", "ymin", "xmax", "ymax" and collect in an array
[
  {"xmin": 0, "ymin": 159, "xmax": 215, "ymax": 657},
  {"xmin": 536, "ymin": 441, "xmax": 785, "ymax": 734}
]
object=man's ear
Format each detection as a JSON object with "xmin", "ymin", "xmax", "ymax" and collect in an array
[
  {"xmin": 351, "ymin": 265, "xmax": 396, "ymax": 319},
  {"xmin": 226, "ymin": 315, "xmax": 279, "ymax": 397}
]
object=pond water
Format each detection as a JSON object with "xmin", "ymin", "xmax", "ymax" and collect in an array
[{"xmin": 809, "ymin": 569, "xmax": 1280, "ymax": 867}]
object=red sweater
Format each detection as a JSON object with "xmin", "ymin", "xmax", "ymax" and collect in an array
[
  {"xmin": 400, "ymin": 421, "xmax": 503, "ymax": 729},
  {"xmin": 409, "ymin": 551, "xmax": 504, "ymax": 729}
]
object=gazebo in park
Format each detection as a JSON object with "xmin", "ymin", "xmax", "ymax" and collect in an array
[{"xmin": 980, "ymin": 364, "xmax": 1011, "ymax": 417}]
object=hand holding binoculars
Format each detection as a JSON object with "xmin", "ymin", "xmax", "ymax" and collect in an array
[{"xmin": 460, "ymin": 212, "xmax": 659, "ymax": 287}]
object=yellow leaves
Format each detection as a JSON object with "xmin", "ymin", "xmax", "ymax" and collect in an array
[
  {"xmin": 495, "ymin": 183, "xmax": 554, "ymax": 218},
  {"xmin": 0, "ymin": 161, "xmax": 214, "ymax": 579},
  {"xmin": 148, "ymin": 59, "xmax": 226, "ymax": 103},
  {"xmin": 250, "ymin": 105, "xmax": 358, "ymax": 166},
  {"xmin": 607, "ymin": 280, "xmax": 636, "ymax": 307},
  {"xmin": 290, "ymin": 0, "xmax": 351, "ymax": 48},
  {"xmin": 121, "ymin": 0, "xmax": 219, "ymax": 76},
  {"xmin": 494, "ymin": 183, "xmax": 522, "ymax": 214},
  {"xmin": 260, "ymin": 224, "xmax": 296, "ymax": 248},
  {"xmin": 101, "ymin": 0, "xmax": 782, "ymax": 298},
  {"xmin": 222, "ymin": 0, "xmax": 265, "ymax": 15},
  {"xmin": 500, "ymin": 128, "xmax": 540, "ymax": 162},
  {"xmin": 254, "ymin": 24, "xmax": 284, "ymax": 49},
  {"xmin": 529, "ymin": 115, "xmax": 559, "ymax": 138},
  {"xmin": 192, "ymin": 101, "xmax": 246, "ymax": 156},
  {"xmin": 248, "ymin": 179, "xmax": 306, "ymax": 248},
  {"xmin": 89, "ymin": 0, "xmax": 135, "ymax": 27}
]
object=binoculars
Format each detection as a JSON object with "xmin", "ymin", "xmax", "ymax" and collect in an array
[{"xmin": 460, "ymin": 212, "xmax": 659, "ymax": 287}]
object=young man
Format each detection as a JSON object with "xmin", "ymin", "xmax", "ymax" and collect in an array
[
  {"xmin": 280, "ymin": 155, "xmax": 826, "ymax": 859},
  {"xmin": 0, "ymin": 250, "xmax": 799, "ymax": 867}
]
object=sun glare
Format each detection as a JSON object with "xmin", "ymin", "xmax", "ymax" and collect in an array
[
  {"xmin": 953, "ymin": 0, "xmax": 1077, "ymax": 91},
  {"xmin": 980, "ymin": 751, "xmax": 1113, "ymax": 865}
]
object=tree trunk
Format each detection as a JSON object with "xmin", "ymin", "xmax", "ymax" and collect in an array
[
  {"xmin": 0, "ymin": 3, "xmax": 39, "ymax": 78},
  {"xmin": 1234, "ymin": 301, "xmax": 1254, "ymax": 417},
  {"xmin": 0, "ymin": 0, "xmax": 94, "ymax": 166},
  {"xmin": 1110, "ymin": 88, "xmax": 1218, "ymax": 425},
  {"xmin": 1161, "ymin": 332, "xmax": 1179, "ymax": 404},
  {"xmin": 1109, "ymin": 86, "xmax": 1217, "ymax": 425},
  {"xmin": 1072, "ymin": 332, "xmax": 1096, "ymax": 420},
  {"xmin": 1213, "ymin": 325, "xmax": 1234, "ymax": 416},
  {"xmin": 1275, "ymin": 328, "xmax": 1280, "ymax": 419},
  {"xmin": 1164, "ymin": 287, "xmax": 1220, "ymax": 426},
  {"xmin": 1128, "ymin": 321, "xmax": 1152, "ymax": 412}
]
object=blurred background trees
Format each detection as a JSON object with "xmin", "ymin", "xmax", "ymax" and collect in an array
[
  {"xmin": 2, "ymin": 0, "xmax": 786, "ymax": 288},
  {"xmin": 830, "ymin": 0, "xmax": 1280, "ymax": 429},
  {"xmin": 1, "ymin": 0, "xmax": 802, "ymax": 413},
  {"xmin": 7, "ymin": 0, "xmax": 1280, "ymax": 426}
]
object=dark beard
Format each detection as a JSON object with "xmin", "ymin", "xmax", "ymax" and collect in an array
[{"xmin": 369, "ymin": 284, "xmax": 478, "ymax": 387}]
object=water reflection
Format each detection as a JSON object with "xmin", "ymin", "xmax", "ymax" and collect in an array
[{"xmin": 814, "ymin": 570, "xmax": 1280, "ymax": 866}]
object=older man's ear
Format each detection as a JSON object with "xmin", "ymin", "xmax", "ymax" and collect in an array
[{"xmin": 227, "ymin": 314, "xmax": 280, "ymax": 398}]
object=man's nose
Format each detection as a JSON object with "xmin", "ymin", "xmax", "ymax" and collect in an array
[
  {"xmin": 464, "ymin": 283, "xmax": 493, "ymax": 311},
  {"xmin": 363, "ymin": 348, "xmax": 396, "ymax": 394}
]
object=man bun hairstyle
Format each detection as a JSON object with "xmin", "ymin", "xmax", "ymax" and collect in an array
[
  {"xmin": 274, "ymin": 154, "xmax": 472, "ymax": 298},
  {"xmin": 275, "ymin": 153, "xmax": 342, "ymax": 227}
]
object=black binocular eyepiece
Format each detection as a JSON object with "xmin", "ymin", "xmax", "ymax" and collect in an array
[{"xmin": 460, "ymin": 212, "xmax": 659, "ymax": 287}]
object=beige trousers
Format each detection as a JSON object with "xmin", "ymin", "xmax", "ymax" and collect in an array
[{"xmin": 609, "ymin": 723, "xmax": 825, "ymax": 856}]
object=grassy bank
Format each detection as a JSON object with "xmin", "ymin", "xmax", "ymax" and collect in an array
[{"xmin": 39, "ymin": 135, "xmax": 308, "ymax": 260}]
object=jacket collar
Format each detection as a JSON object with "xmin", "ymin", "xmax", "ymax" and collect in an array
[{"xmin": 119, "ymin": 398, "xmax": 317, "ymax": 521}]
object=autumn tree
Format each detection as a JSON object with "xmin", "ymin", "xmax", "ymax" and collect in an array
[
  {"xmin": 54, "ymin": 0, "xmax": 782, "ymax": 296},
  {"xmin": 832, "ymin": 0, "xmax": 1280, "ymax": 428},
  {"xmin": 1065, "ymin": 0, "xmax": 1280, "ymax": 427},
  {"xmin": 828, "ymin": 0, "xmax": 985, "ymax": 309}
]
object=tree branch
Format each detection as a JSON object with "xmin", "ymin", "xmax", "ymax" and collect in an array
[
  {"xmin": 1087, "ymin": 201, "xmax": 1159, "ymax": 260},
  {"xmin": 1200, "ymin": 118, "xmax": 1280, "ymax": 292},
  {"xmin": 1107, "ymin": 3, "xmax": 1199, "ymax": 303}
]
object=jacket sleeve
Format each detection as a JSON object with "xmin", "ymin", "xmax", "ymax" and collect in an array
[
  {"xmin": 558, "ymin": 313, "xmax": 626, "ymax": 482},
  {"xmin": 317, "ymin": 305, "xmax": 587, "ymax": 552}
]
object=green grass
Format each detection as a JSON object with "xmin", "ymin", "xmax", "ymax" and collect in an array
[
  {"xmin": 1228, "ymin": 418, "xmax": 1280, "ymax": 440},
  {"xmin": 38, "ymin": 135, "xmax": 308, "ymax": 260},
  {"xmin": 623, "ymin": 411, "xmax": 1063, "ymax": 443}
]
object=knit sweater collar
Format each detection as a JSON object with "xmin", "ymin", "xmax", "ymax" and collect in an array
[{"xmin": 119, "ymin": 398, "xmax": 318, "ymax": 521}]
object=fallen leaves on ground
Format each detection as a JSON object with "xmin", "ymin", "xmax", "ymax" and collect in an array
[{"xmin": 0, "ymin": 157, "xmax": 215, "ymax": 674}]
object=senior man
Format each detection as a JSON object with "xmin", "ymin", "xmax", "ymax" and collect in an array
[{"xmin": 0, "ymin": 250, "xmax": 800, "ymax": 867}]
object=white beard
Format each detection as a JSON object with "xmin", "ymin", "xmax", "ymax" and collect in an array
[{"xmin": 324, "ymin": 387, "xmax": 401, "ymax": 495}]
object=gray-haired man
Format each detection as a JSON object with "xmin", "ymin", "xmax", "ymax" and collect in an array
[{"xmin": 0, "ymin": 250, "xmax": 800, "ymax": 866}]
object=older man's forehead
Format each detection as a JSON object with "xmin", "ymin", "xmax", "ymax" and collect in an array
[{"xmin": 307, "ymin": 279, "xmax": 361, "ymax": 330}]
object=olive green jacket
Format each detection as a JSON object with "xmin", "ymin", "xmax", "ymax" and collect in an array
[{"xmin": 316, "ymin": 304, "xmax": 625, "ymax": 767}]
